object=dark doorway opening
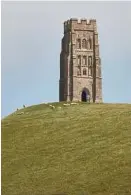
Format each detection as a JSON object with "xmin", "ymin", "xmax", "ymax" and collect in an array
[{"xmin": 81, "ymin": 91, "xmax": 87, "ymax": 102}]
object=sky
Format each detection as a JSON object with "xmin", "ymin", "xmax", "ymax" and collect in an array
[{"xmin": 1, "ymin": 1, "xmax": 131, "ymax": 117}]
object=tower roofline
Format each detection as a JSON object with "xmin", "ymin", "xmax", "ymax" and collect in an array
[
  {"xmin": 63, "ymin": 18, "xmax": 96, "ymax": 25},
  {"xmin": 63, "ymin": 18, "xmax": 97, "ymax": 34}
]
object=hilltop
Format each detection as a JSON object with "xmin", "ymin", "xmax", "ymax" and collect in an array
[{"xmin": 2, "ymin": 102, "xmax": 131, "ymax": 195}]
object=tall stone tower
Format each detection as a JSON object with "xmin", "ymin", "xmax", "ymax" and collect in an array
[{"xmin": 59, "ymin": 18, "xmax": 102, "ymax": 102}]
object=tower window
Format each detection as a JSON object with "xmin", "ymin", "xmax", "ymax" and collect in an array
[
  {"xmin": 83, "ymin": 68, "xmax": 87, "ymax": 75},
  {"xmin": 77, "ymin": 39, "xmax": 81, "ymax": 49},
  {"xmin": 77, "ymin": 67, "xmax": 81, "ymax": 76},
  {"xmin": 88, "ymin": 38, "xmax": 92, "ymax": 49},
  {"xmin": 82, "ymin": 39, "xmax": 87, "ymax": 49},
  {"xmin": 88, "ymin": 56, "xmax": 92, "ymax": 66},
  {"xmin": 77, "ymin": 70, "xmax": 81, "ymax": 76},
  {"xmin": 77, "ymin": 55, "xmax": 81, "ymax": 65},
  {"xmin": 83, "ymin": 56, "xmax": 87, "ymax": 65},
  {"xmin": 89, "ymin": 67, "xmax": 93, "ymax": 76}
]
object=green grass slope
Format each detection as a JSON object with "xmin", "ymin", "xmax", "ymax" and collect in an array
[{"xmin": 2, "ymin": 103, "xmax": 131, "ymax": 195}]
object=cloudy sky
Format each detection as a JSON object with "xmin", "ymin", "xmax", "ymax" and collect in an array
[{"xmin": 1, "ymin": 1, "xmax": 131, "ymax": 117}]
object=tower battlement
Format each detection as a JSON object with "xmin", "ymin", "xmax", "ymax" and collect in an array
[{"xmin": 64, "ymin": 18, "xmax": 97, "ymax": 33}]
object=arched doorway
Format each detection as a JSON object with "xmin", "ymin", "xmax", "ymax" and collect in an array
[
  {"xmin": 81, "ymin": 88, "xmax": 90, "ymax": 102},
  {"xmin": 81, "ymin": 91, "xmax": 87, "ymax": 102}
]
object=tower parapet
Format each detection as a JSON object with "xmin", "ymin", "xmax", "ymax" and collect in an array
[{"xmin": 64, "ymin": 18, "xmax": 97, "ymax": 34}]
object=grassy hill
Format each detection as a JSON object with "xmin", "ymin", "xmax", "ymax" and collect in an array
[{"xmin": 2, "ymin": 102, "xmax": 131, "ymax": 195}]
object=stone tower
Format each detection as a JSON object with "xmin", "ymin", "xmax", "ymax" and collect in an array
[{"xmin": 59, "ymin": 18, "xmax": 102, "ymax": 102}]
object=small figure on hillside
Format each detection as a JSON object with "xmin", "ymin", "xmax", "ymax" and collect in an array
[
  {"xmin": 17, "ymin": 108, "xmax": 19, "ymax": 111},
  {"xmin": 23, "ymin": 105, "xmax": 26, "ymax": 108}
]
